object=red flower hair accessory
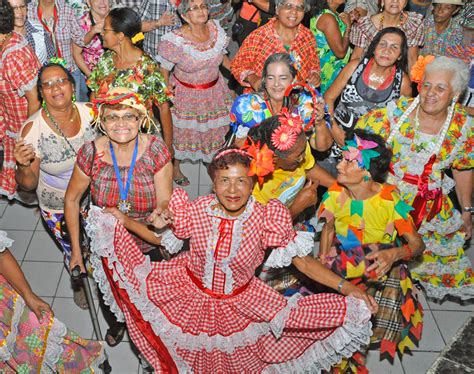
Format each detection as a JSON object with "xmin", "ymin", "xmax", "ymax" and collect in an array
[
  {"xmin": 278, "ymin": 108, "xmax": 304, "ymax": 133},
  {"xmin": 242, "ymin": 139, "xmax": 275, "ymax": 186},
  {"xmin": 271, "ymin": 125, "xmax": 298, "ymax": 151}
]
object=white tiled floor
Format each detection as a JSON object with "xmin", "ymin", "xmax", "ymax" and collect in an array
[{"xmin": 3, "ymin": 160, "xmax": 474, "ymax": 373}]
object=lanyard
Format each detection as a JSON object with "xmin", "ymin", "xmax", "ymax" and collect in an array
[
  {"xmin": 38, "ymin": 5, "xmax": 62, "ymax": 58},
  {"xmin": 109, "ymin": 137, "xmax": 139, "ymax": 212}
]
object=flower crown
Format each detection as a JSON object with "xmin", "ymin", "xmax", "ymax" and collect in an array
[
  {"xmin": 45, "ymin": 57, "xmax": 70, "ymax": 71},
  {"xmin": 271, "ymin": 108, "xmax": 304, "ymax": 151},
  {"xmin": 411, "ymin": 55, "xmax": 435, "ymax": 90},
  {"xmin": 341, "ymin": 134, "xmax": 380, "ymax": 170}
]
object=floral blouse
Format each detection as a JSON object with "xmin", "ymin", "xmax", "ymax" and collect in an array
[
  {"xmin": 79, "ymin": 12, "xmax": 104, "ymax": 71},
  {"xmin": 87, "ymin": 50, "xmax": 170, "ymax": 110}
]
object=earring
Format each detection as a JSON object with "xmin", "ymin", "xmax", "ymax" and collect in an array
[
  {"xmin": 363, "ymin": 175, "xmax": 370, "ymax": 182},
  {"xmin": 42, "ymin": 101, "xmax": 47, "ymax": 109},
  {"xmin": 72, "ymin": 93, "xmax": 76, "ymax": 102}
]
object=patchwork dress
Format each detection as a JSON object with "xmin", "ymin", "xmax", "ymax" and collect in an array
[{"xmin": 85, "ymin": 188, "xmax": 373, "ymax": 372}]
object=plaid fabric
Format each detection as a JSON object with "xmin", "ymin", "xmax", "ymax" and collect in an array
[
  {"xmin": 138, "ymin": 0, "xmax": 181, "ymax": 59},
  {"xmin": 90, "ymin": 189, "xmax": 371, "ymax": 371},
  {"xmin": 0, "ymin": 33, "xmax": 41, "ymax": 198},
  {"xmin": 76, "ymin": 135, "xmax": 171, "ymax": 252},
  {"xmin": 350, "ymin": 11, "xmax": 424, "ymax": 50},
  {"xmin": 230, "ymin": 18, "xmax": 321, "ymax": 87},
  {"xmin": 28, "ymin": 0, "xmax": 87, "ymax": 72},
  {"xmin": 24, "ymin": 19, "xmax": 56, "ymax": 65}
]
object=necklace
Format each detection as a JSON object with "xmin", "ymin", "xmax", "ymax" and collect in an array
[
  {"xmin": 379, "ymin": 12, "xmax": 405, "ymax": 31},
  {"xmin": 43, "ymin": 104, "xmax": 80, "ymax": 155},
  {"xmin": 109, "ymin": 137, "xmax": 139, "ymax": 214}
]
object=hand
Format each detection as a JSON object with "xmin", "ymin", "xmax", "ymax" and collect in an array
[
  {"xmin": 339, "ymin": 12, "xmax": 352, "ymax": 28},
  {"xmin": 156, "ymin": 12, "xmax": 176, "ymax": 28},
  {"xmin": 294, "ymin": 179, "xmax": 319, "ymax": 210},
  {"xmin": 147, "ymin": 208, "xmax": 174, "ymax": 229},
  {"xmin": 349, "ymin": 7, "xmax": 367, "ymax": 22},
  {"xmin": 246, "ymin": 74, "xmax": 261, "ymax": 91},
  {"xmin": 91, "ymin": 19, "xmax": 105, "ymax": 34},
  {"xmin": 69, "ymin": 251, "xmax": 86, "ymax": 274},
  {"xmin": 342, "ymin": 281, "xmax": 378, "ymax": 314},
  {"xmin": 366, "ymin": 248, "xmax": 399, "ymax": 279},
  {"xmin": 14, "ymin": 138, "xmax": 35, "ymax": 167},
  {"xmin": 104, "ymin": 207, "xmax": 129, "ymax": 226},
  {"xmin": 461, "ymin": 211, "xmax": 472, "ymax": 240},
  {"xmin": 24, "ymin": 292, "xmax": 52, "ymax": 322},
  {"xmin": 307, "ymin": 71, "xmax": 321, "ymax": 88},
  {"xmin": 314, "ymin": 97, "xmax": 326, "ymax": 125}
]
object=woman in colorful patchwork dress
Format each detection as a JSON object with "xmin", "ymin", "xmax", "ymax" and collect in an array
[
  {"xmin": 356, "ymin": 56, "xmax": 474, "ymax": 300},
  {"xmin": 0, "ymin": 231, "xmax": 104, "ymax": 372},
  {"xmin": 84, "ymin": 146, "xmax": 377, "ymax": 372},
  {"xmin": 318, "ymin": 129, "xmax": 425, "ymax": 371},
  {"xmin": 156, "ymin": 0, "xmax": 232, "ymax": 186},
  {"xmin": 87, "ymin": 7, "xmax": 173, "ymax": 154},
  {"xmin": 309, "ymin": 0, "xmax": 352, "ymax": 93}
]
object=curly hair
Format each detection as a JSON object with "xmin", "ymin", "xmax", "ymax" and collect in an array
[
  {"xmin": 346, "ymin": 129, "xmax": 392, "ymax": 183},
  {"xmin": 0, "ymin": 0, "xmax": 14, "ymax": 35},
  {"xmin": 207, "ymin": 147, "xmax": 252, "ymax": 181}
]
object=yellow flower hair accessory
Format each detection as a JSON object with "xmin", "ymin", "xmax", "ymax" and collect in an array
[{"xmin": 131, "ymin": 32, "xmax": 145, "ymax": 44}]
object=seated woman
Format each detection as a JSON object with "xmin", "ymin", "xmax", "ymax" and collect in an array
[
  {"xmin": 0, "ymin": 231, "xmax": 103, "ymax": 371},
  {"xmin": 83, "ymin": 146, "xmax": 377, "ymax": 372},
  {"xmin": 64, "ymin": 87, "xmax": 173, "ymax": 346},
  {"xmin": 318, "ymin": 129, "xmax": 425, "ymax": 371},
  {"xmin": 356, "ymin": 56, "xmax": 473, "ymax": 301},
  {"xmin": 322, "ymin": 27, "xmax": 412, "ymax": 176},
  {"xmin": 14, "ymin": 61, "xmax": 97, "ymax": 309},
  {"xmin": 230, "ymin": 52, "xmax": 332, "ymax": 152}
]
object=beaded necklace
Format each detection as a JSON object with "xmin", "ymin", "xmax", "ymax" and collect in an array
[{"xmin": 379, "ymin": 11, "xmax": 406, "ymax": 31}]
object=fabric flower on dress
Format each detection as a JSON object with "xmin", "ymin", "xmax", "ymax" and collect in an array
[
  {"xmin": 342, "ymin": 134, "xmax": 380, "ymax": 170},
  {"xmin": 243, "ymin": 139, "xmax": 275, "ymax": 186}
]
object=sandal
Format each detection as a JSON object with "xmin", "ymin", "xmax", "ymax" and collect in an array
[
  {"xmin": 73, "ymin": 287, "xmax": 89, "ymax": 310},
  {"xmin": 105, "ymin": 326, "xmax": 126, "ymax": 347},
  {"xmin": 173, "ymin": 176, "xmax": 190, "ymax": 186}
]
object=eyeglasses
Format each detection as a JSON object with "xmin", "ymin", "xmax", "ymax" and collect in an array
[
  {"xmin": 279, "ymin": 2, "xmax": 305, "ymax": 12},
  {"xmin": 103, "ymin": 114, "xmax": 141, "ymax": 124},
  {"xmin": 11, "ymin": 4, "xmax": 27, "ymax": 12},
  {"xmin": 41, "ymin": 77, "xmax": 70, "ymax": 89},
  {"xmin": 187, "ymin": 3, "xmax": 209, "ymax": 12}
]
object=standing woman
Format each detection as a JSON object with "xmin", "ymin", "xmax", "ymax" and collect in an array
[
  {"xmin": 157, "ymin": 0, "xmax": 232, "ymax": 185},
  {"xmin": 14, "ymin": 62, "xmax": 97, "ymax": 309},
  {"xmin": 87, "ymin": 7, "xmax": 174, "ymax": 154},
  {"xmin": 309, "ymin": 0, "xmax": 352, "ymax": 93},
  {"xmin": 350, "ymin": 0, "xmax": 424, "ymax": 69},
  {"xmin": 0, "ymin": 0, "xmax": 40, "ymax": 199}
]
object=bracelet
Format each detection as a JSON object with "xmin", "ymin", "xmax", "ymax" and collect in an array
[
  {"xmin": 402, "ymin": 244, "xmax": 413, "ymax": 261},
  {"xmin": 463, "ymin": 206, "xmax": 473, "ymax": 213},
  {"xmin": 337, "ymin": 279, "xmax": 345, "ymax": 293},
  {"xmin": 16, "ymin": 162, "xmax": 31, "ymax": 169}
]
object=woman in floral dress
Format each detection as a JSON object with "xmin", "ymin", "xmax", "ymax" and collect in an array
[
  {"xmin": 157, "ymin": 0, "xmax": 232, "ymax": 185},
  {"xmin": 356, "ymin": 56, "xmax": 473, "ymax": 300}
]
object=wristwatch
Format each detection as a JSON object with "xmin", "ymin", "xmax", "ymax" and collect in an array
[{"xmin": 463, "ymin": 207, "xmax": 474, "ymax": 213}]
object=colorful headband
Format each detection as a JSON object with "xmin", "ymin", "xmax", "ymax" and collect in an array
[
  {"xmin": 242, "ymin": 139, "xmax": 275, "ymax": 186},
  {"xmin": 411, "ymin": 55, "xmax": 435, "ymax": 90},
  {"xmin": 341, "ymin": 134, "xmax": 380, "ymax": 170},
  {"xmin": 44, "ymin": 57, "xmax": 71, "ymax": 72},
  {"xmin": 271, "ymin": 109, "xmax": 304, "ymax": 151},
  {"xmin": 214, "ymin": 148, "xmax": 250, "ymax": 160}
]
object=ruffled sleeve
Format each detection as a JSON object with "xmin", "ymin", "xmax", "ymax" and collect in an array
[
  {"xmin": 76, "ymin": 141, "xmax": 95, "ymax": 177},
  {"xmin": 156, "ymin": 34, "xmax": 181, "ymax": 71},
  {"xmin": 149, "ymin": 135, "xmax": 172, "ymax": 173},
  {"xmin": 168, "ymin": 188, "xmax": 193, "ymax": 239},
  {"xmin": 262, "ymin": 199, "xmax": 314, "ymax": 268},
  {"xmin": 0, "ymin": 231, "xmax": 14, "ymax": 252}
]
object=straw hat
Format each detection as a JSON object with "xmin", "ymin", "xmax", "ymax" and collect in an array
[{"xmin": 432, "ymin": 0, "xmax": 464, "ymax": 5}]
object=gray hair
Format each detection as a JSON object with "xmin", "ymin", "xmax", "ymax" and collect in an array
[
  {"xmin": 177, "ymin": 0, "xmax": 207, "ymax": 15},
  {"xmin": 275, "ymin": 0, "xmax": 311, "ymax": 13},
  {"xmin": 424, "ymin": 56, "xmax": 470, "ymax": 94}
]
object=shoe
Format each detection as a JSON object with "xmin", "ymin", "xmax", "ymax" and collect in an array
[
  {"xmin": 73, "ymin": 287, "xmax": 89, "ymax": 310},
  {"xmin": 105, "ymin": 326, "xmax": 126, "ymax": 347}
]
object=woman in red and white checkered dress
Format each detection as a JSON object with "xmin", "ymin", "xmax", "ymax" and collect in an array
[{"xmin": 85, "ymin": 147, "xmax": 377, "ymax": 372}]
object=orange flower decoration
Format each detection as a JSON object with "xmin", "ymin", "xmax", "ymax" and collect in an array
[
  {"xmin": 243, "ymin": 140, "xmax": 275, "ymax": 186},
  {"xmin": 410, "ymin": 55, "xmax": 435, "ymax": 85}
]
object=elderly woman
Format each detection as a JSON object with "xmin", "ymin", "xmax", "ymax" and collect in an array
[
  {"xmin": 322, "ymin": 27, "xmax": 412, "ymax": 176},
  {"xmin": 0, "ymin": 231, "xmax": 104, "ymax": 371},
  {"xmin": 230, "ymin": 52, "xmax": 332, "ymax": 152},
  {"xmin": 350, "ymin": 0, "xmax": 424, "ymax": 69},
  {"xmin": 230, "ymin": 0, "xmax": 321, "ymax": 92},
  {"xmin": 14, "ymin": 62, "xmax": 96, "ymax": 309},
  {"xmin": 0, "ymin": 1, "xmax": 40, "ymax": 200},
  {"xmin": 64, "ymin": 87, "xmax": 173, "ymax": 346},
  {"xmin": 87, "ymin": 7, "xmax": 173, "ymax": 154},
  {"xmin": 356, "ymin": 56, "xmax": 474, "ymax": 300},
  {"xmin": 421, "ymin": 0, "xmax": 464, "ymax": 57},
  {"xmin": 156, "ymin": 0, "xmax": 233, "ymax": 186}
]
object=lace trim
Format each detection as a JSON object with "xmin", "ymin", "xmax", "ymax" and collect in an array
[
  {"xmin": 158, "ymin": 229, "xmax": 184, "ymax": 254},
  {"xmin": 41, "ymin": 318, "xmax": 67, "ymax": 370},
  {"xmin": 262, "ymin": 297, "xmax": 372, "ymax": 373},
  {"xmin": 264, "ymin": 231, "xmax": 314, "ymax": 268},
  {"xmin": 160, "ymin": 20, "xmax": 229, "ymax": 61},
  {"xmin": 0, "ymin": 294, "xmax": 25, "ymax": 362},
  {"xmin": 0, "ymin": 231, "xmax": 14, "ymax": 252},
  {"xmin": 420, "ymin": 281, "xmax": 474, "ymax": 301},
  {"xmin": 171, "ymin": 114, "xmax": 230, "ymax": 131}
]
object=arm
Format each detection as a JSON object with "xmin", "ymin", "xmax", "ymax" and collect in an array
[
  {"xmin": 309, "ymin": 120, "xmax": 333, "ymax": 152},
  {"xmin": 14, "ymin": 123, "xmax": 40, "ymax": 191},
  {"xmin": 288, "ymin": 179, "xmax": 318, "ymax": 219},
  {"xmin": 400, "ymin": 72, "xmax": 413, "ymax": 98},
  {"xmin": 64, "ymin": 164, "xmax": 92, "ymax": 273},
  {"xmin": 315, "ymin": 13, "xmax": 351, "ymax": 59},
  {"xmin": 142, "ymin": 13, "xmax": 176, "ymax": 32},
  {"xmin": 306, "ymin": 163, "xmax": 336, "ymax": 188},
  {"xmin": 250, "ymin": 0, "xmax": 270, "ymax": 13},
  {"xmin": 24, "ymin": 87, "xmax": 40, "ymax": 117},
  {"xmin": 350, "ymin": 46, "xmax": 364, "ymax": 61},
  {"xmin": 318, "ymin": 219, "xmax": 335, "ymax": 262},
  {"xmin": 453, "ymin": 168, "xmax": 473, "ymax": 240},
  {"xmin": 72, "ymin": 43, "xmax": 92, "ymax": 77},
  {"xmin": 222, "ymin": 55, "xmax": 232, "ymax": 71}
]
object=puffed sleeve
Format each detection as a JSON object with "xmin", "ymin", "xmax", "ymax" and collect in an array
[
  {"xmin": 3, "ymin": 43, "xmax": 41, "ymax": 97},
  {"xmin": 76, "ymin": 141, "xmax": 95, "ymax": 176},
  {"xmin": 156, "ymin": 34, "xmax": 181, "ymax": 71},
  {"xmin": 149, "ymin": 136, "xmax": 172, "ymax": 173},
  {"xmin": 0, "ymin": 231, "xmax": 14, "ymax": 253},
  {"xmin": 263, "ymin": 199, "xmax": 314, "ymax": 268},
  {"xmin": 168, "ymin": 188, "xmax": 194, "ymax": 239},
  {"xmin": 452, "ymin": 115, "xmax": 473, "ymax": 170}
]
